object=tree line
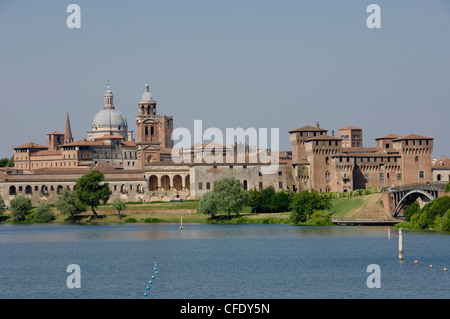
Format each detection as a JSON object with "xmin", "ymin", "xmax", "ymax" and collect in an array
[
  {"xmin": 0, "ymin": 170, "xmax": 127, "ymax": 223},
  {"xmin": 199, "ymin": 177, "xmax": 333, "ymax": 225}
]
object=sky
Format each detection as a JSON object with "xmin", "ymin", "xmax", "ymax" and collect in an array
[{"xmin": 0, "ymin": 0, "xmax": 449, "ymax": 158}]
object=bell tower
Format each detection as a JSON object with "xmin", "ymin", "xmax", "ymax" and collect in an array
[
  {"xmin": 136, "ymin": 83, "xmax": 160, "ymax": 145},
  {"xmin": 136, "ymin": 83, "xmax": 173, "ymax": 148}
]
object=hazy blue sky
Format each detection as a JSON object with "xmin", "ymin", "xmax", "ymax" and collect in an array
[{"xmin": 1, "ymin": 0, "xmax": 449, "ymax": 158}]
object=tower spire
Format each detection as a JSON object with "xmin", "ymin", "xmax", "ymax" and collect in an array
[{"xmin": 64, "ymin": 111, "xmax": 74, "ymax": 144}]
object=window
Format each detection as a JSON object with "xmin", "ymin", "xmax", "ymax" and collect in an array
[
  {"xmin": 415, "ymin": 156, "xmax": 419, "ymax": 163},
  {"xmin": 364, "ymin": 173, "xmax": 369, "ymax": 181},
  {"xmin": 437, "ymin": 174, "xmax": 441, "ymax": 181},
  {"xmin": 379, "ymin": 173, "xmax": 384, "ymax": 180},
  {"xmin": 325, "ymin": 157, "xmax": 329, "ymax": 165},
  {"xmin": 258, "ymin": 172, "xmax": 262, "ymax": 176},
  {"xmin": 198, "ymin": 182, "xmax": 203, "ymax": 190},
  {"xmin": 259, "ymin": 182, "xmax": 263, "ymax": 189},
  {"xmin": 278, "ymin": 171, "xmax": 282, "ymax": 176},
  {"xmin": 386, "ymin": 143, "xmax": 390, "ymax": 148},
  {"xmin": 279, "ymin": 181, "xmax": 283, "ymax": 189},
  {"xmin": 419, "ymin": 171, "xmax": 424, "ymax": 179},
  {"xmin": 206, "ymin": 182, "xmax": 211, "ymax": 190},
  {"xmin": 397, "ymin": 173, "xmax": 402, "ymax": 180},
  {"xmin": 325, "ymin": 171, "xmax": 330, "ymax": 180}
]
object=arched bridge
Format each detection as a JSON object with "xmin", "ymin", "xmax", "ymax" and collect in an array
[{"xmin": 382, "ymin": 183, "xmax": 446, "ymax": 217}]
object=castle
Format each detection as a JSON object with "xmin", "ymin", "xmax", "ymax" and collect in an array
[{"xmin": 0, "ymin": 82, "xmax": 437, "ymax": 206}]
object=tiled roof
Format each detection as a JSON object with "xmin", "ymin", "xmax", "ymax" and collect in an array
[
  {"xmin": 47, "ymin": 131, "xmax": 64, "ymax": 135},
  {"xmin": 393, "ymin": 134, "xmax": 433, "ymax": 141},
  {"xmin": 13, "ymin": 142, "xmax": 48, "ymax": 150},
  {"xmin": 121, "ymin": 141, "xmax": 137, "ymax": 147},
  {"xmin": 289, "ymin": 125, "xmax": 328, "ymax": 133},
  {"xmin": 375, "ymin": 133, "xmax": 402, "ymax": 140},
  {"xmin": 339, "ymin": 126, "xmax": 362, "ymax": 130},
  {"xmin": 62, "ymin": 140, "xmax": 108, "ymax": 147},
  {"xmin": 432, "ymin": 157, "xmax": 450, "ymax": 169}
]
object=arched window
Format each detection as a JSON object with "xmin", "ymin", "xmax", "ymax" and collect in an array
[
  {"xmin": 437, "ymin": 174, "xmax": 441, "ymax": 181},
  {"xmin": 415, "ymin": 156, "xmax": 419, "ymax": 163},
  {"xmin": 9, "ymin": 185, "xmax": 16, "ymax": 195}
]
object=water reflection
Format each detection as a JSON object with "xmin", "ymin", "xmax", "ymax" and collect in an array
[{"xmin": 0, "ymin": 223, "xmax": 397, "ymax": 243}]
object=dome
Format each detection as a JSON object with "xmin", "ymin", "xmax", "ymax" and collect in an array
[
  {"xmin": 92, "ymin": 107, "xmax": 127, "ymax": 128},
  {"xmin": 140, "ymin": 83, "xmax": 153, "ymax": 102}
]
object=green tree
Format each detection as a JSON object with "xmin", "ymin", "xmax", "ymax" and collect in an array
[
  {"xmin": 75, "ymin": 170, "xmax": 111, "ymax": 219},
  {"xmin": 0, "ymin": 158, "xmax": 8, "ymax": 167},
  {"xmin": 55, "ymin": 188, "xmax": 87, "ymax": 219},
  {"xmin": 0, "ymin": 156, "xmax": 14, "ymax": 167},
  {"xmin": 33, "ymin": 202, "xmax": 55, "ymax": 223},
  {"xmin": 289, "ymin": 190, "xmax": 332, "ymax": 224},
  {"xmin": 10, "ymin": 195, "xmax": 33, "ymax": 222},
  {"xmin": 210, "ymin": 177, "xmax": 249, "ymax": 219},
  {"xmin": 445, "ymin": 182, "xmax": 450, "ymax": 193},
  {"xmin": 199, "ymin": 191, "xmax": 218, "ymax": 217},
  {"xmin": 260, "ymin": 186, "xmax": 276, "ymax": 213},
  {"xmin": 111, "ymin": 197, "xmax": 126, "ymax": 217},
  {"xmin": 437, "ymin": 210, "xmax": 450, "ymax": 232},
  {"xmin": 248, "ymin": 188, "xmax": 262, "ymax": 213},
  {"xmin": 0, "ymin": 196, "xmax": 5, "ymax": 215},
  {"xmin": 272, "ymin": 189, "xmax": 294, "ymax": 212},
  {"xmin": 403, "ymin": 202, "xmax": 420, "ymax": 222}
]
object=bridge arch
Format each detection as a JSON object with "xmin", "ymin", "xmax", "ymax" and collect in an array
[{"xmin": 393, "ymin": 190, "xmax": 435, "ymax": 217}]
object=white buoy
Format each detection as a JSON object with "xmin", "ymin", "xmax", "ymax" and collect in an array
[{"xmin": 180, "ymin": 217, "xmax": 183, "ymax": 230}]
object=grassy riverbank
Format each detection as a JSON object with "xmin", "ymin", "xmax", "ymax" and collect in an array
[{"xmin": 0, "ymin": 194, "xmax": 391, "ymax": 225}]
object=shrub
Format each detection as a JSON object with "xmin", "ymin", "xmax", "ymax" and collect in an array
[
  {"xmin": 124, "ymin": 217, "xmax": 137, "ymax": 223},
  {"xmin": 33, "ymin": 202, "xmax": 55, "ymax": 223},
  {"xmin": 141, "ymin": 217, "xmax": 164, "ymax": 223}
]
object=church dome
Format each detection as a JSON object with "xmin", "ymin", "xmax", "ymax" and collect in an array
[
  {"xmin": 92, "ymin": 108, "xmax": 127, "ymax": 128},
  {"xmin": 92, "ymin": 83, "xmax": 128, "ymax": 129}
]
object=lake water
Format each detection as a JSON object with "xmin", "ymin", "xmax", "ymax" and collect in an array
[{"xmin": 0, "ymin": 223, "xmax": 449, "ymax": 299}]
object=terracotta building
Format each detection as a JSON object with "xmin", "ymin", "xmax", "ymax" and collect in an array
[{"xmin": 289, "ymin": 123, "xmax": 434, "ymax": 193}]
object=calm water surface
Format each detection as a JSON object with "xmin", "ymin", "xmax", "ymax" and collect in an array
[{"xmin": 0, "ymin": 223, "xmax": 448, "ymax": 299}]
